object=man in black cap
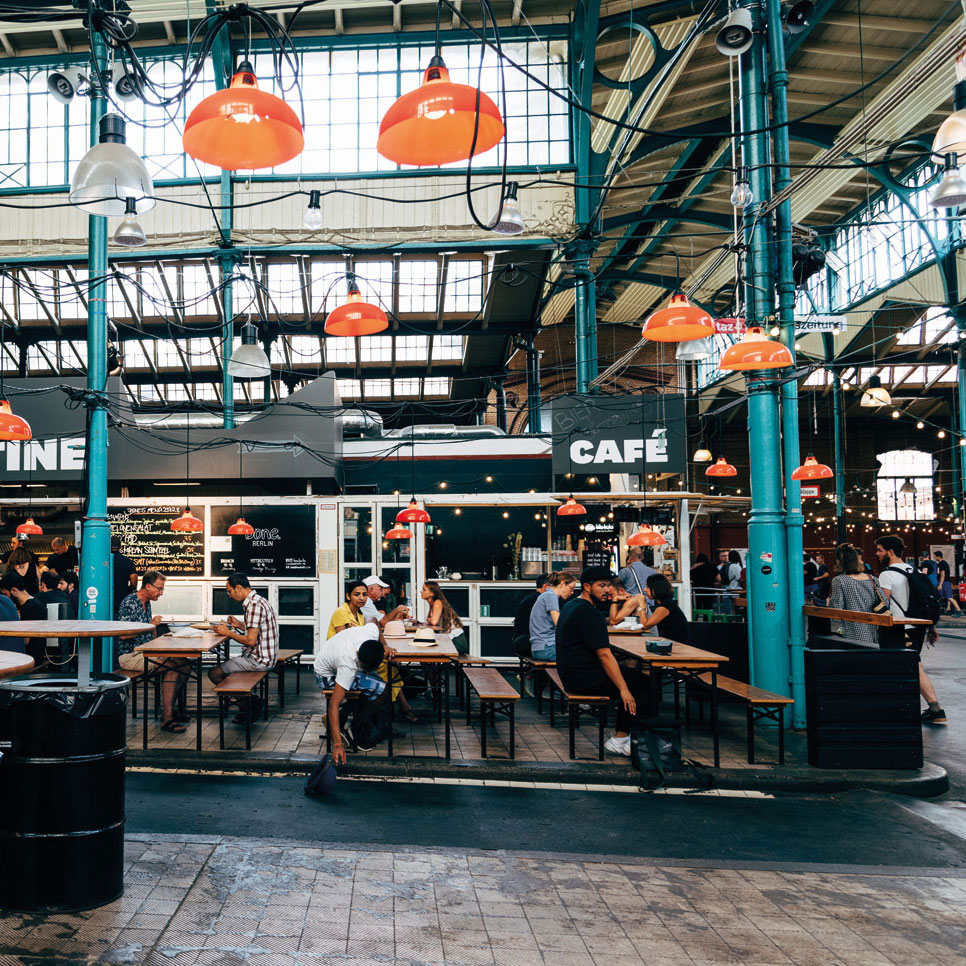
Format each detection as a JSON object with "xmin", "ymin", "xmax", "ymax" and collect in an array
[{"xmin": 556, "ymin": 566, "xmax": 651, "ymax": 757}]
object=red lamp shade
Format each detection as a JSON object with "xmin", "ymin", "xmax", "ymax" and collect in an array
[
  {"xmin": 396, "ymin": 499, "xmax": 431, "ymax": 524},
  {"xmin": 705, "ymin": 458, "xmax": 737, "ymax": 477},
  {"xmin": 171, "ymin": 508, "xmax": 204, "ymax": 532},
  {"xmin": 16, "ymin": 517, "xmax": 42, "ymax": 536},
  {"xmin": 183, "ymin": 63, "xmax": 304, "ymax": 171},
  {"xmin": 386, "ymin": 524, "xmax": 413, "ymax": 540},
  {"xmin": 325, "ymin": 282, "xmax": 388, "ymax": 337},
  {"xmin": 377, "ymin": 56, "xmax": 505, "ymax": 166},
  {"xmin": 791, "ymin": 454, "xmax": 833, "ymax": 481},
  {"xmin": 0, "ymin": 399, "xmax": 32, "ymax": 441},
  {"xmin": 719, "ymin": 327, "xmax": 794, "ymax": 371},
  {"xmin": 627, "ymin": 524, "xmax": 666, "ymax": 547},
  {"xmin": 641, "ymin": 293, "xmax": 714, "ymax": 343},
  {"xmin": 227, "ymin": 516, "xmax": 255, "ymax": 536},
  {"xmin": 556, "ymin": 495, "xmax": 587, "ymax": 516}
]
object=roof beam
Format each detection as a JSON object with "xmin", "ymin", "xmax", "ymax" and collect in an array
[{"xmin": 0, "ymin": 34, "xmax": 14, "ymax": 57}]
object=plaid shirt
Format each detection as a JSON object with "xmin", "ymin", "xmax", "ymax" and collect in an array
[
  {"xmin": 240, "ymin": 591, "xmax": 279, "ymax": 668},
  {"xmin": 117, "ymin": 592, "xmax": 154, "ymax": 654}
]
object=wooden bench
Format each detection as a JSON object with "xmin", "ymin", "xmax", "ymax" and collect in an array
[
  {"xmin": 517, "ymin": 656, "xmax": 556, "ymax": 713},
  {"xmin": 212, "ymin": 671, "xmax": 269, "ymax": 750},
  {"xmin": 545, "ymin": 668, "xmax": 610, "ymax": 761},
  {"xmin": 321, "ymin": 688, "xmax": 362, "ymax": 753},
  {"xmin": 116, "ymin": 668, "xmax": 146, "ymax": 720},
  {"xmin": 451, "ymin": 654, "xmax": 490, "ymax": 708},
  {"xmin": 692, "ymin": 673, "xmax": 793, "ymax": 764},
  {"xmin": 463, "ymin": 667, "xmax": 520, "ymax": 759},
  {"xmin": 274, "ymin": 648, "xmax": 304, "ymax": 708}
]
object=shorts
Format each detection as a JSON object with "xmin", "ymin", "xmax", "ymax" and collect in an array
[
  {"xmin": 315, "ymin": 670, "xmax": 386, "ymax": 699},
  {"xmin": 940, "ymin": 581, "xmax": 954, "ymax": 600},
  {"xmin": 118, "ymin": 651, "xmax": 145, "ymax": 672},
  {"xmin": 220, "ymin": 654, "xmax": 273, "ymax": 674}
]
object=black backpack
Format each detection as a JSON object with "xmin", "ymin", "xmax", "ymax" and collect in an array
[{"xmin": 886, "ymin": 566, "xmax": 941, "ymax": 624}]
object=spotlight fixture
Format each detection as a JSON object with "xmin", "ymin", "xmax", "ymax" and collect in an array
[
  {"xmin": 899, "ymin": 478, "xmax": 917, "ymax": 496},
  {"xmin": 304, "ymin": 189, "xmax": 323, "ymax": 230},
  {"xmin": 227, "ymin": 322, "xmax": 271, "ymax": 380},
  {"xmin": 490, "ymin": 182, "xmax": 526, "ymax": 235},
  {"xmin": 47, "ymin": 67, "xmax": 87, "ymax": 104},
  {"xmin": 730, "ymin": 165, "xmax": 753, "ymax": 209},
  {"xmin": 859, "ymin": 374, "xmax": 891, "ymax": 407},
  {"xmin": 782, "ymin": 1, "xmax": 814, "ymax": 33},
  {"xmin": 929, "ymin": 153, "xmax": 966, "ymax": 209},
  {"xmin": 715, "ymin": 8, "xmax": 754, "ymax": 56},
  {"xmin": 114, "ymin": 69, "xmax": 139, "ymax": 102},
  {"xmin": 107, "ymin": 342, "xmax": 122, "ymax": 375},
  {"xmin": 112, "ymin": 197, "xmax": 147, "ymax": 248}
]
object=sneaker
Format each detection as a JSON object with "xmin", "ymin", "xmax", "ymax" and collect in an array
[
  {"xmin": 921, "ymin": 707, "xmax": 948, "ymax": 725},
  {"xmin": 604, "ymin": 736, "xmax": 631, "ymax": 756},
  {"xmin": 347, "ymin": 727, "xmax": 375, "ymax": 752}
]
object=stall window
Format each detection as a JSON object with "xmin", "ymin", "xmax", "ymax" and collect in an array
[
  {"xmin": 212, "ymin": 586, "xmax": 269, "ymax": 618},
  {"xmin": 480, "ymin": 587, "xmax": 531, "ymax": 619},
  {"xmin": 279, "ymin": 624, "xmax": 316, "ymax": 657},
  {"xmin": 380, "ymin": 507, "xmax": 412, "ymax": 565},
  {"xmin": 439, "ymin": 586, "xmax": 470, "ymax": 618},
  {"xmin": 278, "ymin": 586, "xmax": 315, "ymax": 617},
  {"xmin": 480, "ymin": 625, "xmax": 516, "ymax": 660},
  {"xmin": 343, "ymin": 506, "xmax": 373, "ymax": 563}
]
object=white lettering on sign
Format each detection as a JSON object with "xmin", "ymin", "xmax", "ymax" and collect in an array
[
  {"xmin": 570, "ymin": 431, "xmax": 670, "ymax": 466},
  {"xmin": 795, "ymin": 314, "xmax": 846, "ymax": 334},
  {"xmin": 86, "ymin": 586, "xmax": 98, "ymax": 600},
  {"xmin": 3, "ymin": 435, "xmax": 86, "ymax": 473}
]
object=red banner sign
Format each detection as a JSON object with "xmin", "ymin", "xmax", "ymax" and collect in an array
[{"xmin": 714, "ymin": 317, "xmax": 746, "ymax": 334}]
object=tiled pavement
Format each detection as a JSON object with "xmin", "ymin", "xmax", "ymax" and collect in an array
[{"xmin": 2, "ymin": 834, "xmax": 965, "ymax": 966}]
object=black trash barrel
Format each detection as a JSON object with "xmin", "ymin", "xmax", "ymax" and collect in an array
[{"xmin": 0, "ymin": 673, "xmax": 129, "ymax": 913}]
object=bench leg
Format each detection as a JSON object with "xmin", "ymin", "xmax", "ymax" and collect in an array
[
  {"xmin": 263, "ymin": 677, "xmax": 269, "ymax": 720},
  {"xmin": 278, "ymin": 665, "xmax": 285, "ymax": 709},
  {"xmin": 245, "ymin": 700, "xmax": 252, "ymax": 751},
  {"xmin": 548, "ymin": 681, "xmax": 555, "ymax": 727},
  {"xmin": 296, "ymin": 659, "xmax": 302, "ymax": 694},
  {"xmin": 466, "ymin": 685, "xmax": 472, "ymax": 727},
  {"xmin": 509, "ymin": 704, "xmax": 515, "ymax": 759},
  {"xmin": 569, "ymin": 704, "xmax": 576, "ymax": 760},
  {"xmin": 747, "ymin": 703, "xmax": 755, "ymax": 764},
  {"xmin": 218, "ymin": 696, "xmax": 226, "ymax": 750},
  {"xmin": 480, "ymin": 700, "xmax": 488, "ymax": 758},
  {"xmin": 131, "ymin": 682, "xmax": 138, "ymax": 720},
  {"xmin": 598, "ymin": 704, "xmax": 605, "ymax": 761},
  {"xmin": 778, "ymin": 706, "xmax": 785, "ymax": 765}
]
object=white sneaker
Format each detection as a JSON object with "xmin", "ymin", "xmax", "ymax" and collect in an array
[{"xmin": 604, "ymin": 736, "xmax": 631, "ymax": 756}]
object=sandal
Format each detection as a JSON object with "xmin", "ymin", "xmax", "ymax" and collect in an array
[
  {"xmin": 160, "ymin": 720, "xmax": 187, "ymax": 733},
  {"xmin": 400, "ymin": 709, "xmax": 420, "ymax": 723}
]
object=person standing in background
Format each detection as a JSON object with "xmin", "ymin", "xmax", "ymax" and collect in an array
[{"xmin": 933, "ymin": 551, "xmax": 962, "ymax": 616}]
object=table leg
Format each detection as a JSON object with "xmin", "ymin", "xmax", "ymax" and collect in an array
[
  {"xmin": 218, "ymin": 696, "xmax": 225, "ymax": 750},
  {"xmin": 746, "ymin": 704, "xmax": 754, "ymax": 764},
  {"xmin": 387, "ymin": 661, "xmax": 394, "ymax": 758},
  {"xmin": 78, "ymin": 637, "xmax": 91, "ymax": 689},
  {"xmin": 711, "ymin": 668, "xmax": 720, "ymax": 768},
  {"xmin": 436, "ymin": 664, "xmax": 443, "ymax": 723},
  {"xmin": 142, "ymin": 657, "xmax": 150, "ymax": 750},
  {"xmin": 196, "ymin": 654, "xmax": 203, "ymax": 753},
  {"xmin": 443, "ymin": 660, "xmax": 451, "ymax": 759},
  {"xmin": 778, "ymin": 706, "xmax": 785, "ymax": 765},
  {"xmin": 650, "ymin": 666, "xmax": 660, "ymax": 716},
  {"xmin": 480, "ymin": 699, "xmax": 487, "ymax": 758},
  {"xmin": 509, "ymin": 704, "xmax": 515, "ymax": 759}
]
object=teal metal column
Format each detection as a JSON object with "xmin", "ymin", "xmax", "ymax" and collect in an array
[
  {"xmin": 958, "ymin": 332, "xmax": 966, "ymax": 525},
  {"xmin": 767, "ymin": 0, "xmax": 805, "ymax": 724},
  {"xmin": 79, "ymin": 22, "xmax": 113, "ymax": 666},
  {"xmin": 572, "ymin": 240, "xmax": 598, "ymax": 392},
  {"xmin": 741, "ymin": 0, "xmax": 791, "ymax": 696},
  {"xmin": 832, "ymin": 372, "xmax": 846, "ymax": 544}
]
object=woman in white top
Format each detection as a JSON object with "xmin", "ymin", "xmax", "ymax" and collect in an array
[{"xmin": 528, "ymin": 573, "xmax": 577, "ymax": 660}]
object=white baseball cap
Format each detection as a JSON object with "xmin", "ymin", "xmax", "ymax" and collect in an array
[{"xmin": 363, "ymin": 576, "xmax": 391, "ymax": 588}]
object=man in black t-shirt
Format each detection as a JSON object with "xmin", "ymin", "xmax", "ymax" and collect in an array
[
  {"xmin": 556, "ymin": 566, "xmax": 650, "ymax": 757},
  {"xmin": 44, "ymin": 536, "xmax": 79, "ymax": 574},
  {"xmin": 933, "ymin": 551, "xmax": 961, "ymax": 614},
  {"xmin": 0, "ymin": 572, "xmax": 47, "ymax": 664}
]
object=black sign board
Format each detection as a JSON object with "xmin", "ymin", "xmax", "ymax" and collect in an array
[
  {"xmin": 210, "ymin": 505, "xmax": 316, "ymax": 577},
  {"xmin": 109, "ymin": 507, "xmax": 205, "ymax": 576},
  {"xmin": 552, "ymin": 393, "xmax": 687, "ymax": 475},
  {"xmin": 582, "ymin": 549, "xmax": 612, "ymax": 570}
]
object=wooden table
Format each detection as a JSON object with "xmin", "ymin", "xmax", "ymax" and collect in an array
[
  {"xmin": 135, "ymin": 632, "xmax": 226, "ymax": 752},
  {"xmin": 608, "ymin": 634, "xmax": 730, "ymax": 766},
  {"xmin": 385, "ymin": 633, "xmax": 459, "ymax": 759},
  {"xmin": 803, "ymin": 604, "xmax": 933, "ymax": 626},
  {"xmin": 0, "ymin": 650, "xmax": 34, "ymax": 679},
  {"xmin": 0, "ymin": 620, "xmax": 154, "ymax": 688}
]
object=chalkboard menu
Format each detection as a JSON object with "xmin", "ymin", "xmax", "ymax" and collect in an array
[
  {"xmin": 582, "ymin": 549, "xmax": 612, "ymax": 569},
  {"xmin": 109, "ymin": 507, "xmax": 205, "ymax": 576},
  {"xmin": 210, "ymin": 505, "xmax": 316, "ymax": 577}
]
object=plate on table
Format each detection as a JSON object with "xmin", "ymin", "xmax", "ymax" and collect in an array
[{"xmin": 191, "ymin": 623, "xmax": 213, "ymax": 631}]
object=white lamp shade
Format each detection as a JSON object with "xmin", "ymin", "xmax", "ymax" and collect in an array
[
  {"xmin": 113, "ymin": 214, "xmax": 147, "ymax": 247},
  {"xmin": 930, "ymin": 166, "xmax": 966, "ymax": 209},
  {"xmin": 227, "ymin": 342, "xmax": 271, "ymax": 380},
  {"xmin": 932, "ymin": 110, "xmax": 966, "ymax": 159},
  {"xmin": 490, "ymin": 196, "xmax": 525, "ymax": 235},
  {"xmin": 70, "ymin": 141, "xmax": 155, "ymax": 217},
  {"xmin": 860, "ymin": 386, "xmax": 892, "ymax": 407},
  {"xmin": 675, "ymin": 336, "xmax": 714, "ymax": 362}
]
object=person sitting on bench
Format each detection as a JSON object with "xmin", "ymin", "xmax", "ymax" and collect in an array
[
  {"xmin": 556, "ymin": 566, "xmax": 651, "ymax": 758},
  {"xmin": 314, "ymin": 623, "xmax": 396, "ymax": 764}
]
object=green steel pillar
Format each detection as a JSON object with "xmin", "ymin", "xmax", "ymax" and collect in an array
[
  {"xmin": 572, "ymin": 240, "xmax": 598, "ymax": 392},
  {"xmin": 79, "ymin": 21, "xmax": 113, "ymax": 670},
  {"xmin": 767, "ymin": 0, "xmax": 805, "ymax": 724},
  {"xmin": 958, "ymin": 332, "xmax": 966, "ymax": 527},
  {"xmin": 740, "ymin": 0, "xmax": 791, "ymax": 696},
  {"xmin": 832, "ymin": 372, "xmax": 847, "ymax": 544}
]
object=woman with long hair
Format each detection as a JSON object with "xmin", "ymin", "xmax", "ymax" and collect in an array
[
  {"xmin": 527, "ymin": 572, "xmax": 577, "ymax": 660},
  {"xmin": 829, "ymin": 543, "xmax": 885, "ymax": 644},
  {"xmin": 421, "ymin": 581, "xmax": 469, "ymax": 655},
  {"xmin": 640, "ymin": 574, "xmax": 691, "ymax": 644},
  {"xmin": 6, "ymin": 546, "xmax": 39, "ymax": 595}
]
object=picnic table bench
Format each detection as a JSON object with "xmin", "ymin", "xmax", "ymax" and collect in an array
[{"xmin": 463, "ymin": 667, "xmax": 519, "ymax": 759}]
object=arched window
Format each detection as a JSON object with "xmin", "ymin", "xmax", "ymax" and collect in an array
[{"xmin": 876, "ymin": 449, "xmax": 934, "ymax": 521}]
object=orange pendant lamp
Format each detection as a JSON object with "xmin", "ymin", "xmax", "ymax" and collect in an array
[
  {"xmin": 791, "ymin": 453, "xmax": 833, "ymax": 481},
  {"xmin": 396, "ymin": 499, "xmax": 431, "ymax": 524},
  {"xmin": 642, "ymin": 292, "xmax": 715, "ymax": 343},
  {"xmin": 183, "ymin": 61, "xmax": 303, "ymax": 171},
  {"xmin": 16, "ymin": 517, "xmax": 42, "ymax": 536},
  {"xmin": 377, "ymin": 55, "xmax": 505, "ymax": 166},
  {"xmin": 386, "ymin": 524, "xmax": 413, "ymax": 540},
  {"xmin": 0, "ymin": 399, "xmax": 31, "ymax": 441},
  {"xmin": 705, "ymin": 457, "xmax": 737, "ymax": 477},
  {"xmin": 719, "ymin": 326, "xmax": 794, "ymax": 371},
  {"xmin": 627, "ymin": 524, "xmax": 665, "ymax": 547},
  {"xmin": 172, "ymin": 508, "xmax": 204, "ymax": 532},
  {"xmin": 325, "ymin": 276, "xmax": 388, "ymax": 337},
  {"xmin": 227, "ymin": 517, "xmax": 255, "ymax": 536},
  {"xmin": 556, "ymin": 495, "xmax": 587, "ymax": 516}
]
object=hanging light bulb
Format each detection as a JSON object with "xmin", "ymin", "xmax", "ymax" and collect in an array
[
  {"xmin": 693, "ymin": 447, "xmax": 713, "ymax": 463},
  {"xmin": 171, "ymin": 508, "xmax": 203, "ymax": 532},
  {"xmin": 304, "ymin": 189, "xmax": 323, "ymax": 230},
  {"xmin": 16, "ymin": 517, "xmax": 43, "ymax": 536},
  {"xmin": 730, "ymin": 165, "xmax": 753, "ymax": 209},
  {"xmin": 70, "ymin": 113, "xmax": 155, "ymax": 217},
  {"xmin": 859, "ymin": 374, "xmax": 891, "ymax": 407},
  {"xmin": 377, "ymin": 54, "xmax": 505, "ymax": 166},
  {"xmin": 791, "ymin": 453, "xmax": 833, "ymax": 481},
  {"xmin": 396, "ymin": 499, "xmax": 431, "ymax": 524},
  {"xmin": 113, "ymin": 196, "xmax": 147, "ymax": 248},
  {"xmin": 675, "ymin": 337, "xmax": 714, "ymax": 362},
  {"xmin": 706, "ymin": 457, "xmax": 737, "ymax": 477},
  {"xmin": 227, "ymin": 517, "xmax": 255, "ymax": 536},
  {"xmin": 929, "ymin": 153, "xmax": 966, "ymax": 209},
  {"xmin": 183, "ymin": 61, "xmax": 304, "ymax": 170},
  {"xmin": 642, "ymin": 293, "xmax": 715, "ymax": 343},
  {"xmin": 386, "ymin": 524, "xmax": 413, "ymax": 540},
  {"xmin": 324, "ymin": 274, "xmax": 388, "ymax": 337},
  {"xmin": 899, "ymin": 478, "xmax": 917, "ymax": 495},
  {"xmin": 227, "ymin": 322, "xmax": 271, "ymax": 380},
  {"xmin": 627, "ymin": 524, "xmax": 666, "ymax": 547},
  {"xmin": 556, "ymin": 495, "xmax": 586, "ymax": 516},
  {"xmin": 490, "ymin": 181, "xmax": 525, "ymax": 235},
  {"xmin": 719, "ymin": 327, "xmax": 794, "ymax": 370},
  {"xmin": 0, "ymin": 400, "xmax": 32, "ymax": 441}
]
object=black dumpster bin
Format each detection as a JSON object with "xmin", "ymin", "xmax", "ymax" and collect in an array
[
  {"xmin": 0, "ymin": 673, "xmax": 129, "ymax": 912},
  {"xmin": 804, "ymin": 635, "xmax": 921, "ymax": 769}
]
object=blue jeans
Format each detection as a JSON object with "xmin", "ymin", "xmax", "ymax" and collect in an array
[
  {"xmin": 315, "ymin": 671, "xmax": 386, "ymax": 699},
  {"xmin": 531, "ymin": 645, "xmax": 555, "ymax": 661}
]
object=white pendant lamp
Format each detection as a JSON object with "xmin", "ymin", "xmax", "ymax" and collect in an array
[
  {"xmin": 860, "ymin": 374, "xmax": 891, "ymax": 408},
  {"xmin": 113, "ymin": 197, "xmax": 147, "ymax": 247},
  {"xmin": 929, "ymin": 154, "xmax": 966, "ymax": 209},
  {"xmin": 227, "ymin": 322, "xmax": 271, "ymax": 380},
  {"xmin": 490, "ymin": 182, "xmax": 525, "ymax": 235},
  {"xmin": 675, "ymin": 337, "xmax": 714, "ymax": 362}
]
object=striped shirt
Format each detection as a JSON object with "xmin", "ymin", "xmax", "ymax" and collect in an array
[{"xmin": 241, "ymin": 591, "xmax": 279, "ymax": 668}]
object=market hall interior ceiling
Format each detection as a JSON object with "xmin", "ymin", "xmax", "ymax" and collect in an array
[{"xmin": 0, "ymin": 0, "xmax": 962, "ymax": 429}]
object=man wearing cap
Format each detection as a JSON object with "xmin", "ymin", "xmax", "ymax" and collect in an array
[{"xmin": 361, "ymin": 575, "xmax": 409, "ymax": 628}]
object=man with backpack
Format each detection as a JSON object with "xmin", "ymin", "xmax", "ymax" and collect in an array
[{"xmin": 875, "ymin": 535, "xmax": 946, "ymax": 725}]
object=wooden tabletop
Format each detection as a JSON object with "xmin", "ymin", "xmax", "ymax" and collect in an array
[
  {"xmin": 135, "ymin": 632, "xmax": 226, "ymax": 654},
  {"xmin": 0, "ymin": 620, "xmax": 155, "ymax": 638},
  {"xmin": 608, "ymin": 634, "xmax": 729, "ymax": 667},
  {"xmin": 802, "ymin": 604, "xmax": 933, "ymax": 627},
  {"xmin": 0, "ymin": 650, "xmax": 34, "ymax": 679},
  {"xmin": 385, "ymin": 632, "xmax": 459, "ymax": 659}
]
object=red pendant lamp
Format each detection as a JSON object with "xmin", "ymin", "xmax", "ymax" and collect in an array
[
  {"xmin": 396, "ymin": 499, "xmax": 431, "ymax": 524},
  {"xmin": 705, "ymin": 457, "xmax": 737, "ymax": 477},
  {"xmin": 791, "ymin": 453, "xmax": 833, "ymax": 481},
  {"xmin": 556, "ymin": 495, "xmax": 587, "ymax": 516},
  {"xmin": 386, "ymin": 524, "xmax": 413, "ymax": 540},
  {"xmin": 377, "ymin": 55, "xmax": 505, "ymax": 167},
  {"xmin": 0, "ymin": 400, "xmax": 31, "ymax": 441},
  {"xmin": 627, "ymin": 524, "xmax": 666, "ymax": 547},
  {"xmin": 641, "ymin": 292, "xmax": 714, "ymax": 343},
  {"xmin": 16, "ymin": 517, "xmax": 42, "ymax": 536},
  {"xmin": 719, "ymin": 327, "xmax": 794, "ymax": 371},
  {"xmin": 227, "ymin": 517, "xmax": 255, "ymax": 536},
  {"xmin": 183, "ymin": 61, "xmax": 303, "ymax": 171},
  {"xmin": 172, "ymin": 508, "xmax": 204, "ymax": 532},
  {"xmin": 325, "ymin": 275, "xmax": 388, "ymax": 337}
]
